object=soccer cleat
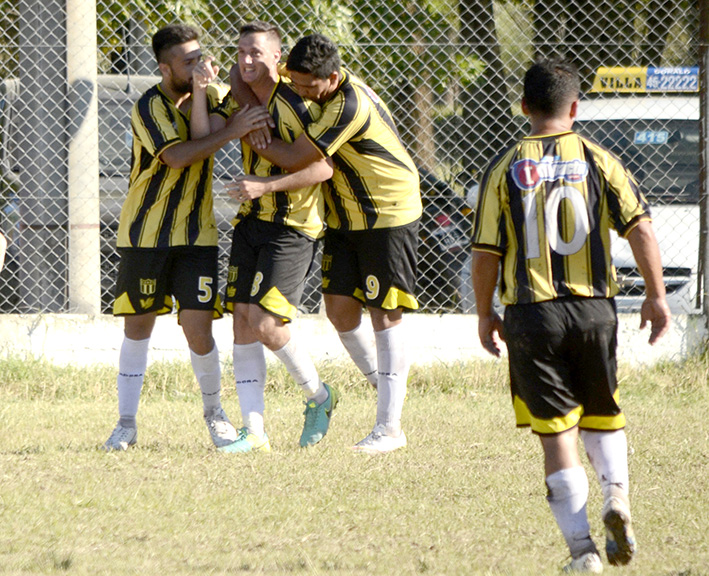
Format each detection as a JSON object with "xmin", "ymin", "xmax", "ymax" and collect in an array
[
  {"xmin": 351, "ymin": 423, "xmax": 407, "ymax": 454},
  {"xmin": 102, "ymin": 424, "xmax": 137, "ymax": 451},
  {"xmin": 562, "ymin": 551, "xmax": 604, "ymax": 573},
  {"xmin": 204, "ymin": 407, "xmax": 238, "ymax": 448},
  {"xmin": 218, "ymin": 427, "xmax": 271, "ymax": 453},
  {"xmin": 299, "ymin": 383, "xmax": 338, "ymax": 447},
  {"xmin": 603, "ymin": 496, "xmax": 636, "ymax": 566}
]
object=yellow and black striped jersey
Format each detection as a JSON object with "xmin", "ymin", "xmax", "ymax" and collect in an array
[
  {"xmin": 117, "ymin": 82, "xmax": 229, "ymax": 248},
  {"xmin": 303, "ymin": 68, "xmax": 422, "ymax": 231},
  {"xmin": 215, "ymin": 78, "xmax": 325, "ymax": 239},
  {"xmin": 471, "ymin": 130, "xmax": 651, "ymax": 305}
]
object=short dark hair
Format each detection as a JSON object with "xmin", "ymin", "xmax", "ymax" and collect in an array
[
  {"xmin": 286, "ymin": 33, "xmax": 341, "ymax": 79},
  {"xmin": 239, "ymin": 20, "xmax": 281, "ymax": 47},
  {"xmin": 152, "ymin": 23, "xmax": 199, "ymax": 64},
  {"xmin": 523, "ymin": 58, "xmax": 580, "ymax": 117}
]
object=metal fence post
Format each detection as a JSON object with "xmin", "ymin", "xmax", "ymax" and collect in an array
[{"xmin": 700, "ymin": 0, "xmax": 709, "ymax": 321}]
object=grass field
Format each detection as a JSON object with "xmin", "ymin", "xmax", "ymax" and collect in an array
[{"xmin": 0, "ymin": 353, "xmax": 708, "ymax": 575}]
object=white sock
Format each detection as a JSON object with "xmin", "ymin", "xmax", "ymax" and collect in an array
[
  {"xmin": 117, "ymin": 336, "xmax": 150, "ymax": 429},
  {"xmin": 545, "ymin": 466, "xmax": 595, "ymax": 558},
  {"xmin": 190, "ymin": 344, "xmax": 222, "ymax": 415},
  {"xmin": 233, "ymin": 342, "xmax": 267, "ymax": 437},
  {"xmin": 272, "ymin": 338, "xmax": 326, "ymax": 402},
  {"xmin": 338, "ymin": 323, "xmax": 378, "ymax": 388},
  {"xmin": 374, "ymin": 323, "xmax": 409, "ymax": 435},
  {"xmin": 581, "ymin": 429, "xmax": 630, "ymax": 501}
]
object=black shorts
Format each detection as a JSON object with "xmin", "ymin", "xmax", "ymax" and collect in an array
[
  {"xmin": 113, "ymin": 246, "xmax": 223, "ymax": 317},
  {"xmin": 503, "ymin": 297, "xmax": 624, "ymax": 435},
  {"xmin": 322, "ymin": 221, "xmax": 420, "ymax": 311},
  {"xmin": 225, "ymin": 217, "xmax": 317, "ymax": 322}
]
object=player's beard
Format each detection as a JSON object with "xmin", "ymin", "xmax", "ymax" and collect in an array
[
  {"xmin": 167, "ymin": 65, "xmax": 193, "ymax": 96},
  {"xmin": 172, "ymin": 76, "xmax": 193, "ymax": 96}
]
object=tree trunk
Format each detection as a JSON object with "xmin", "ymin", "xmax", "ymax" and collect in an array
[{"xmin": 458, "ymin": 0, "xmax": 513, "ymax": 181}]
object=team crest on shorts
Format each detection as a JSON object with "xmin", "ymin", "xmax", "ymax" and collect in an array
[
  {"xmin": 228, "ymin": 266, "xmax": 239, "ymax": 284},
  {"xmin": 139, "ymin": 278, "xmax": 157, "ymax": 296},
  {"xmin": 321, "ymin": 254, "xmax": 332, "ymax": 272}
]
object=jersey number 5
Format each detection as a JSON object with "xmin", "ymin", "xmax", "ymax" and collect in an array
[{"xmin": 198, "ymin": 276, "xmax": 213, "ymax": 303}]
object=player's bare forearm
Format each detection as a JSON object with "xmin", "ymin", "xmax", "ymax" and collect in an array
[
  {"xmin": 472, "ymin": 250, "xmax": 500, "ymax": 316},
  {"xmin": 161, "ymin": 105, "xmax": 272, "ymax": 169},
  {"xmin": 255, "ymin": 133, "xmax": 325, "ymax": 173},
  {"xmin": 472, "ymin": 249, "xmax": 505, "ymax": 357},
  {"xmin": 627, "ymin": 220, "xmax": 671, "ymax": 344},
  {"xmin": 229, "ymin": 64, "xmax": 260, "ymax": 107},
  {"xmin": 229, "ymin": 158, "xmax": 333, "ymax": 201},
  {"xmin": 191, "ymin": 57, "xmax": 219, "ymax": 139}
]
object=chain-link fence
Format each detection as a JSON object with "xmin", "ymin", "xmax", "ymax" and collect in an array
[{"xmin": 0, "ymin": 0, "xmax": 702, "ymax": 316}]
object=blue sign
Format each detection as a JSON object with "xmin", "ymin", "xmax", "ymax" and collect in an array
[{"xmin": 646, "ymin": 67, "xmax": 699, "ymax": 92}]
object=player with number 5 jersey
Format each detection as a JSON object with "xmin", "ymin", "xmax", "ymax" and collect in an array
[{"xmin": 104, "ymin": 23, "xmax": 272, "ymax": 453}]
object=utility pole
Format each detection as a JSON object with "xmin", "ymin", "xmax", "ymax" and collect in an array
[{"xmin": 67, "ymin": 0, "xmax": 100, "ymax": 314}]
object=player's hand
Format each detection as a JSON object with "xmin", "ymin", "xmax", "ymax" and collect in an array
[
  {"xmin": 227, "ymin": 176, "xmax": 269, "ymax": 202},
  {"xmin": 192, "ymin": 56, "xmax": 219, "ymax": 91},
  {"xmin": 477, "ymin": 311, "xmax": 505, "ymax": 358},
  {"xmin": 245, "ymin": 126, "xmax": 273, "ymax": 150},
  {"xmin": 640, "ymin": 296, "xmax": 671, "ymax": 345},
  {"xmin": 226, "ymin": 104, "xmax": 274, "ymax": 140}
]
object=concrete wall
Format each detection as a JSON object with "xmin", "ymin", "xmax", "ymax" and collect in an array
[{"xmin": 0, "ymin": 312, "xmax": 705, "ymax": 368}]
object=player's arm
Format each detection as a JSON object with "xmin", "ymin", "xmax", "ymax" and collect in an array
[
  {"xmin": 160, "ymin": 104, "xmax": 272, "ymax": 169},
  {"xmin": 255, "ymin": 133, "xmax": 325, "ymax": 173},
  {"xmin": 626, "ymin": 220, "xmax": 671, "ymax": 344},
  {"xmin": 229, "ymin": 63, "xmax": 273, "ymax": 149},
  {"xmin": 472, "ymin": 249, "xmax": 505, "ymax": 358},
  {"xmin": 228, "ymin": 157, "xmax": 333, "ymax": 201},
  {"xmin": 190, "ymin": 57, "xmax": 219, "ymax": 139}
]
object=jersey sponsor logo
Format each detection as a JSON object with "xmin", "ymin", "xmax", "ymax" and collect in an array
[
  {"xmin": 139, "ymin": 278, "xmax": 157, "ymax": 295},
  {"xmin": 511, "ymin": 156, "xmax": 588, "ymax": 190},
  {"xmin": 363, "ymin": 83, "xmax": 381, "ymax": 104}
]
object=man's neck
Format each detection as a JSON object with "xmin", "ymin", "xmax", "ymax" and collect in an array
[
  {"xmin": 250, "ymin": 70, "xmax": 279, "ymax": 105},
  {"xmin": 528, "ymin": 117, "xmax": 574, "ymax": 137},
  {"xmin": 251, "ymin": 80, "xmax": 276, "ymax": 105}
]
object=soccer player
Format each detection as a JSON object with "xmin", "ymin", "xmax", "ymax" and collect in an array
[
  {"xmin": 231, "ymin": 33, "xmax": 422, "ymax": 454},
  {"xmin": 471, "ymin": 59, "xmax": 671, "ymax": 572},
  {"xmin": 102, "ymin": 23, "xmax": 272, "ymax": 451},
  {"xmin": 192, "ymin": 21, "xmax": 336, "ymax": 451}
]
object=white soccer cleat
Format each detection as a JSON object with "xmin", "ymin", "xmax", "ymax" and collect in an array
[
  {"xmin": 602, "ymin": 496, "xmax": 636, "ymax": 566},
  {"xmin": 562, "ymin": 551, "xmax": 603, "ymax": 573},
  {"xmin": 204, "ymin": 407, "xmax": 238, "ymax": 448},
  {"xmin": 102, "ymin": 424, "xmax": 137, "ymax": 451},
  {"xmin": 351, "ymin": 423, "xmax": 407, "ymax": 454}
]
